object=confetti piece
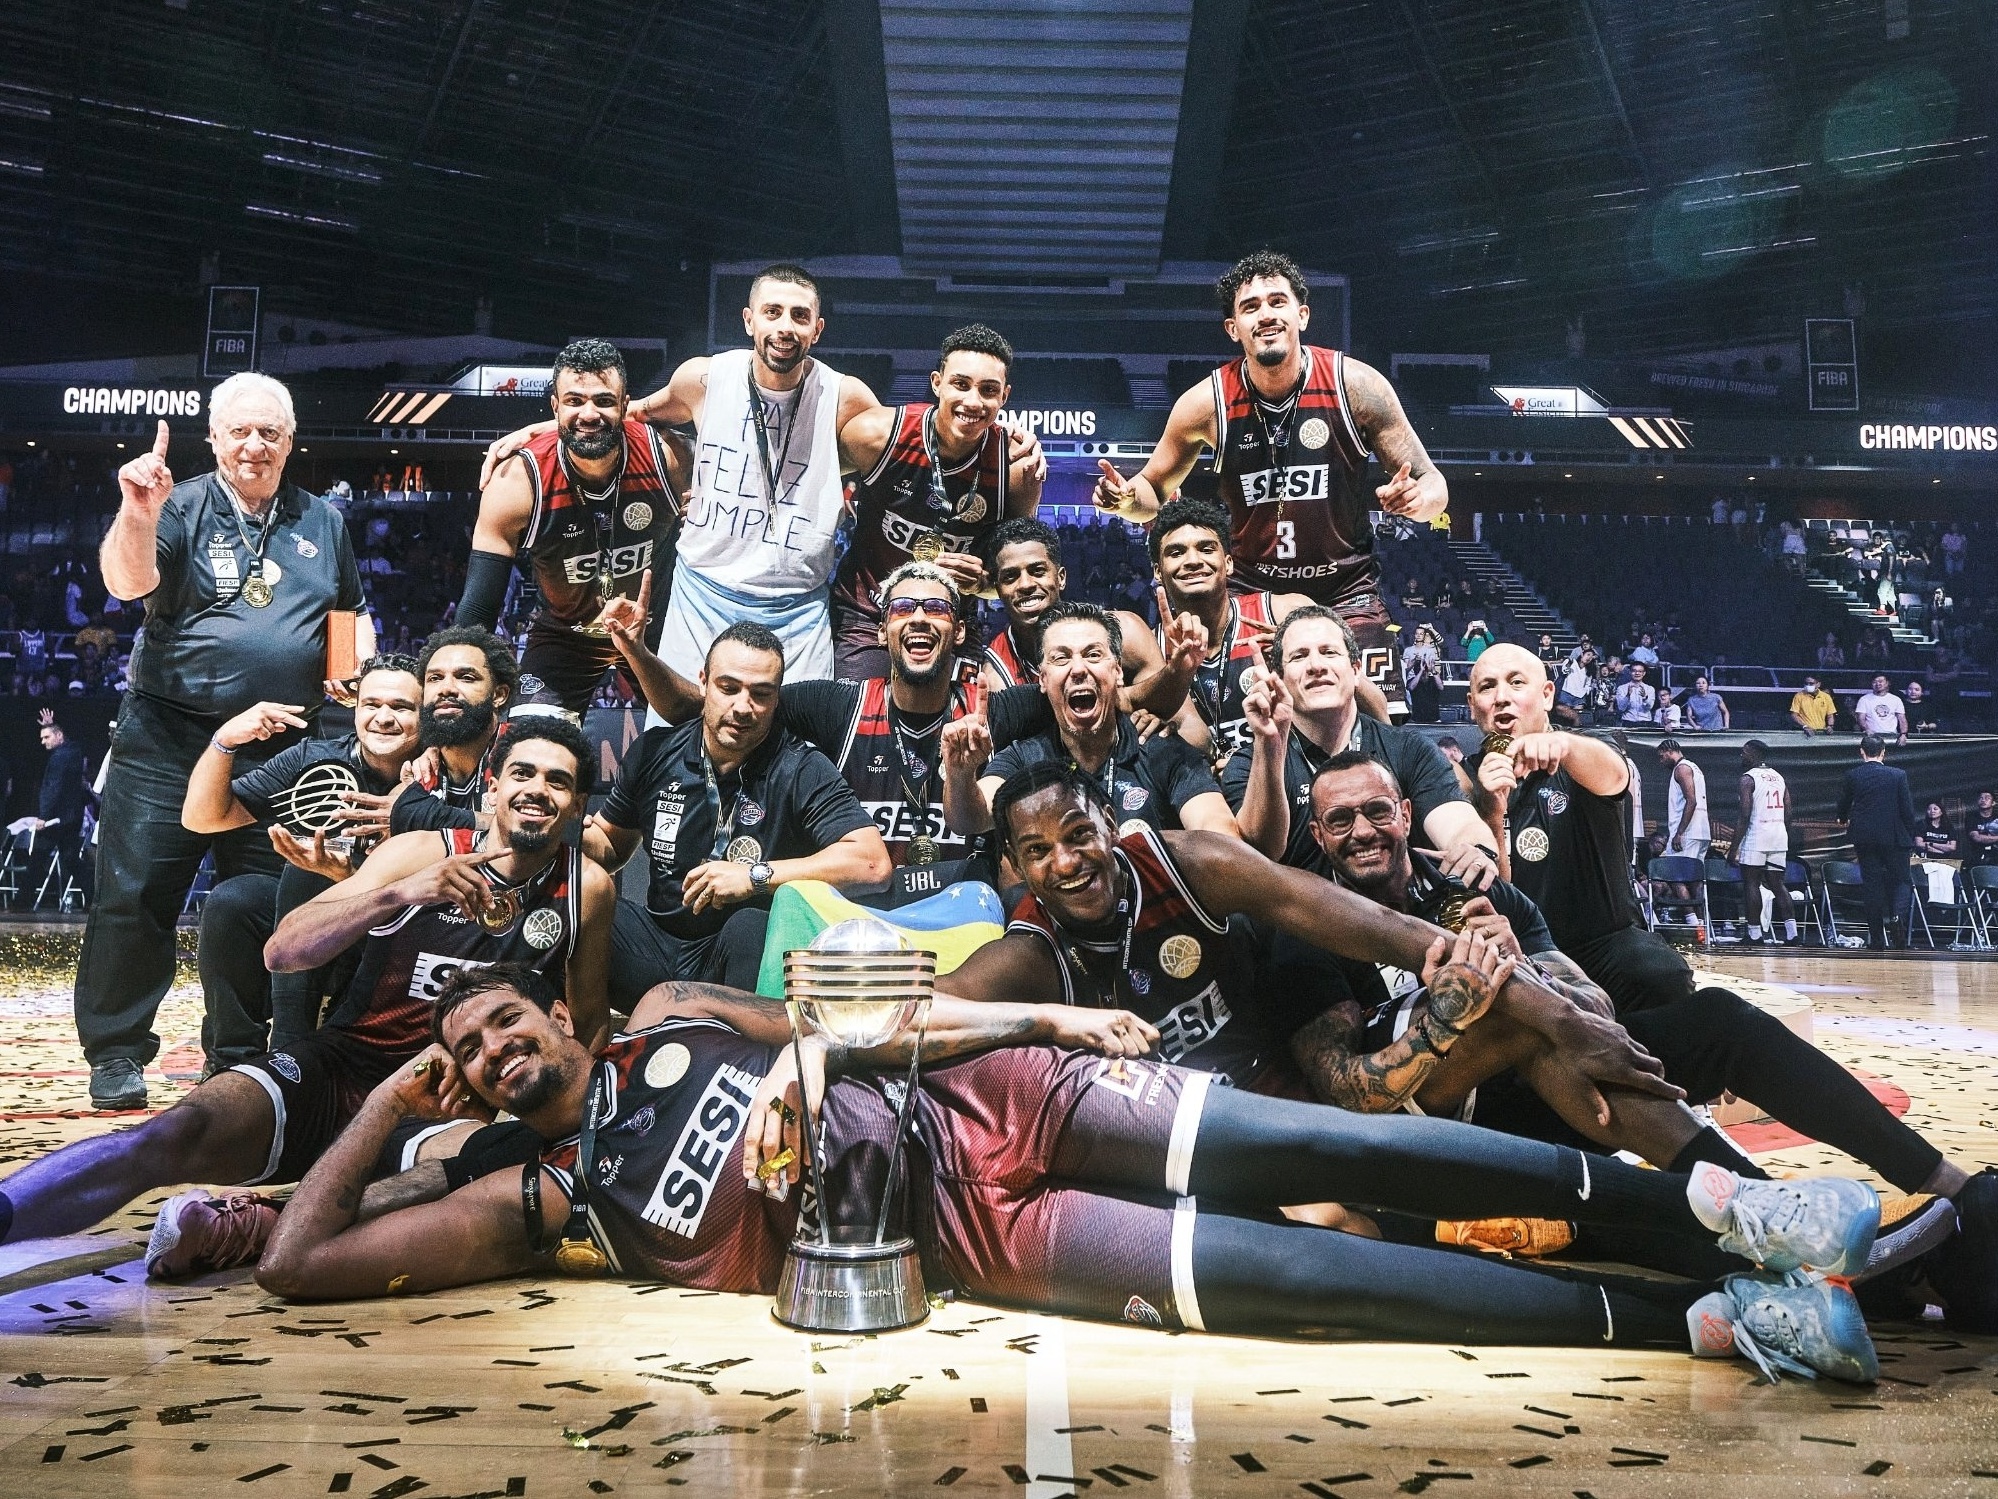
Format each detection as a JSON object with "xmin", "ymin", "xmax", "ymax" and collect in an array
[
  {"xmin": 1323, "ymin": 1414, "xmax": 1370, "ymax": 1430},
  {"xmin": 1508, "ymin": 1455, "xmax": 1552, "ymax": 1469},
  {"xmin": 1864, "ymin": 1461, "xmax": 1893, "ymax": 1477},
  {"xmin": 238, "ymin": 1465, "xmax": 290, "ymax": 1483},
  {"xmin": 1232, "ymin": 1453, "xmax": 1266, "ymax": 1473},
  {"xmin": 1802, "ymin": 1436, "xmax": 1858, "ymax": 1447},
  {"xmin": 329, "ymin": 1480, "xmax": 352, "ymax": 1494},
  {"xmin": 1003, "ymin": 1465, "xmax": 1031, "ymax": 1485},
  {"xmin": 78, "ymin": 1445, "xmax": 133, "ymax": 1462},
  {"xmin": 40, "ymin": 1446, "xmax": 63, "ymax": 1463},
  {"xmin": 1611, "ymin": 1447, "xmax": 1666, "ymax": 1460},
  {"xmin": 1056, "ymin": 1425, "xmax": 1105, "ymax": 1434},
  {"xmin": 970, "ymin": 1398, "xmax": 988, "ymax": 1413}
]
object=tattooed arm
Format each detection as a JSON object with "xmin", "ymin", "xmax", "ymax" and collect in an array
[
  {"xmin": 1288, "ymin": 932, "xmax": 1510, "ymax": 1113},
  {"xmin": 1344, "ymin": 358, "xmax": 1447, "ymax": 524}
]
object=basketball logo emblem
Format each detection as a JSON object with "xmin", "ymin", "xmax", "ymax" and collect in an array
[
  {"xmin": 523, "ymin": 908, "xmax": 564, "ymax": 950},
  {"xmin": 1296, "ymin": 417, "xmax": 1330, "ymax": 451},
  {"xmin": 1515, "ymin": 827, "xmax": 1551, "ymax": 862},
  {"xmin": 623, "ymin": 501, "xmax": 653, "ymax": 531},
  {"xmin": 1118, "ymin": 818, "xmax": 1150, "ymax": 837},
  {"xmin": 1159, "ymin": 934, "xmax": 1202, "ymax": 979},
  {"xmin": 727, "ymin": 836, "xmax": 763, "ymax": 865},
  {"xmin": 956, "ymin": 489, "xmax": 987, "ymax": 524},
  {"xmin": 644, "ymin": 1042, "xmax": 691, "ymax": 1090}
]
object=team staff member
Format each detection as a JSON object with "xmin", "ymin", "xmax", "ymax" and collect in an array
[
  {"xmin": 388, "ymin": 628, "xmax": 518, "ymax": 835},
  {"xmin": 185, "ymin": 654, "xmax": 423, "ymax": 1067},
  {"xmin": 1095, "ymin": 252, "xmax": 1445, "ymax": 713},
  {"xmin": 1466, "ymin": 645, "xmax": 1691, "ymax": 1012},
  {"xmin": 81, "ymin": 375, "xmax": 373, "ymax": 1111},
  {"xmin": 950, "ymin": 603, "xmax": 1236, "ymax": 838},
  {"xmin": 1839, "ymin": 735, "xmax": 1918, "ymax": 951},
  {"xmin": 1223, "ymin": 606, "xmax": 1494, "ymax": 882},
  {"xmin": 459, "ymin": 340, "xmax": 684, "ymax": 715},
  {"xmin": 586, "ymin": 622, "xmax": 892, "ymax": 1004},
  {"xmin": 0, "ymin": 720, "xmax": 608, "ymax": 1275},
  {"xmin": 831, "ymin": 325, "xmax": 1043, "ymax": 677}
]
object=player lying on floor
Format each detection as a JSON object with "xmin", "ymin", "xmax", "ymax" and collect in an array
[
  {"xmin": 0, "ymin": 720, "xmax": 613, "ymax": 1276},
  {"xmin": 255, "ymin": 961, "xmax": 1886, "ymax": 1384}
]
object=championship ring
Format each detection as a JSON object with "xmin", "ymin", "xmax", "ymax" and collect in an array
[
  {"xmin": 479, "ymin": 888, "xmax": 522, "ymax": 932},
  {"xmin": 1158, "ymin": 934, "xmax": 1202, "ymax": 980},
  {"xmin": 727, "ymin": 835, "xmax": 764, "ymax": 864},
  {"xmin": 622, "ymin": 500, "xmax": 653, "ymax": 531},
  {"xmin": 522, "ymin": 908, "xmax": 564, "ymax": 950},
  {"xmin": 1297, "ymin": 417, "xmax": 1331, "ymax": 450},
  {"xmin": 905, "ymin": 834, "xmax": 939, "ymax": 867},
  {"xmin": 241, "ymin": 573, "xmax": 275, "ymax": 608},
  {"xmin": 1515, "ymin": 827, "xmax": 1552, "ymax": 863},
  {"xmin": 912, "ymin": 531, "xmax": 945, "ymax": 562}
]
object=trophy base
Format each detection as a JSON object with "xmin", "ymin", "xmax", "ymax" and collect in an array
[{"xmin": 774, "ymin": 1236, "xmax": 928, "ymax": 1334}]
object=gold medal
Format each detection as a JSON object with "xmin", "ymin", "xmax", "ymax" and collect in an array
[
  {"xmin": 726, "ymin": 835, "xmax": 763, "ymax": 865},
  {"xmin": 905, "ymin": 835, "xmax": 939, "ymax": 867},
  {"xmin": 552, "ymin": 1237, "xmax": 611, "ymax": 1275},
  {"xmin": 479, "ymin": 887, "xmax": 522, "ymax": 932},
  {"xmin": 912, "ymin": 531, "xmax": 944, "ymax": 563},
  {"xmin": 1158, "ymin": 934, "xmax": 1202, "ymax": 980},
  {"xmin": 241, "ymin": 573, "xmax": 274, "ymax": 608},
  {"xmin": 1424, "ymin": 889, "xmax": 1474, "ymax": 932},
  {"xmin": 1480, "ymin": 730, "xmax": 1514, "ymax": 758}
]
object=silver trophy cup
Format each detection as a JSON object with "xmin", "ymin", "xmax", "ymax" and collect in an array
[{"xmin": 773, "ymin": 917, "xmax": 935, "ymax": 1334}]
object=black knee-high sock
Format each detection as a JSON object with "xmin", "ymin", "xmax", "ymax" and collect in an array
[
  {"xmin": 1669, "ymin": 1125, "xmax": 1768, "ymax": 1179},
  {"xmin": 1189, "ymin": 1085, "xmax": 1709, "ymax": 1238}
]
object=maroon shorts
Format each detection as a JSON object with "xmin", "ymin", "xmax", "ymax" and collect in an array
[{"xmin": 914, "ymin": 1046, "xmax": 1213, "ymax": 1330}]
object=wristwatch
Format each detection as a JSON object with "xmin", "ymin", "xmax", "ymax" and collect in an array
[{"xmin": 748, "ymin": 861, "xmax": 773, "ymax": 895}]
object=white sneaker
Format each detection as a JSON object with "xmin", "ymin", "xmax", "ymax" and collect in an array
[
  {"xmin": 1686, "ymin": 1165, "xmax": 1880, "ymax": 1276},
  {"xmin": 1688, "ymin": 1271, "xmax": 1878, "ymax": 1384}
]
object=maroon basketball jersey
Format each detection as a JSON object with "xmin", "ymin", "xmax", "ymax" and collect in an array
[
  {"xmin": 833, "ymin": 405, "xmax": 1009, "ymax": 620},
  {"xmin": 1157, "ymin": 588, "xmax": 1274, "ymax": 762},
  {"xmin": 832, "ymin": 675, "xmax": 983, "ymax": 866},
  {"xmin": 332, "ymin": 830, "xmax": 581, "ymax": 1053},
  {"xmin": 981, "ymin": 624, "xmax": 1040, "ymax": 688},
  {"xmin": 518, "ymin": 419, "xmax": 681, "ymax": 626},
  {"xmin": 1209, "ymin": 347, "xmax": 1377, "ymax": 603}
]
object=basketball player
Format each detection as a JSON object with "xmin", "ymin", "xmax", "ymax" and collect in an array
[
  {"xmin": 830, "ymin": 324, "xmax": 1042, "ymax": 678},
  {"xmin": 1655, "ymin": 738, "xmax": 1709, "ymax": 917},
  {"xmin": 1737, "ymin": 740, "xmax": 1799, "ymax": 945},
  {"xmin": 0, "ymin": 720, "xmax": 613, "ymax": 1278},
  {"xmin": 388, "ymin": 627, "xmax": 517, "ymax": 836},
  {"xmin": 458, "ymin": 340, "xmax": 684, "ymax": 716},
  {"xmin": 1094, "ymin": 252, "xmax": 1445, "ymax": 713},
  {"xmin": 255, "ymin": 962, "xmax": 1883, "ymax": 1384}
]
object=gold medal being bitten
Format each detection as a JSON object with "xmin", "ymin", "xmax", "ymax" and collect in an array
[{"xmin": 726, "ymin": 836, "xmax": 763, "ymax": 865}]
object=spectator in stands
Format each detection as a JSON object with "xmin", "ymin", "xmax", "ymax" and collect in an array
[
  {"xmin": 1555, "ymin": 645, "xmax": 1595, "ymax": 716},
  {"xmin": 1628, "ymin": 632, "xmax": 1660, "ymax": 670},
  {"xmin": 1399, "ymin": 576, "xmax": 1426, "ymax": 612},
  {"xmin": 1710, "ymin": 497, "xmax": 1730, "ymax": 525},
  {"xmin": 75, "ymin": 614, "xmax": 116, "ymax": 658},
  {"xmin": 1855, "ymin": 673, "xmax": 1908, "ymax": 745},
  {"xmin": 1817, "ymin": 631, "xmax": 1846, "ymax": 670},
  {"xmin": 1435, "ymin": 735, "xmax": 1464, "ymax": 767},
  {"xmin": 1403, "ymin": 641, "xmax": 1441, "ymax": 724},
  {"xmin": 1778, "ymin": 521, "xmax": 1807, "ymax": 572},
  {"xmin": 1838, "ymin": 735, "xmax": 1916, "ymax": 950},
  {"xmin": 1941, "ymin": 521, "xmax": 1967, "ymax": 576},
  {"xmin": 1654, "ymin": 687, "xmax": 1682, "ymax": 731},
  {"xmin": 1682, "ymin": 674, "xmax": 1729, "ymax": 732},
  {"xmin": 1904, "ymin": 679, "xmax": 1939, "ymax": 734},
  {"xmin": 1536, "ymin": 632, "xmax": 1560, "ymax": 667},
  {"xmin": 1914, "ymin": 801, "xmax": 1956, "ymax": 860},
  {"xmin": 1614, "ymin": 661, "xmax": 1657, "ymax": 726},
  {"xmin": 1789, "ymin": 674, "xmax": 1836, "ymax": 735},
  {"xmin": 1966, "ymin": 790, "xmax": 1998, "ymax": 869},
  {"xmin": 1459, "ymin": 617, "xmax": 1495, "ymax": 662}
]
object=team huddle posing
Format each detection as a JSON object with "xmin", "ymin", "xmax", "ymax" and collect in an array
[{"xmin": 12, "ymin": 255, "xmax": 1995, "ymax": 1390}]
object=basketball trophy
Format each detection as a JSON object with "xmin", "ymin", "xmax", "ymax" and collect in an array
[
  {"xmin": 773, "ymin": 917, "xmax": 935, "ymax": 1334},
  {"xmin": 272, "ymin": 760, "xmax": 363, "ymax": 862}
]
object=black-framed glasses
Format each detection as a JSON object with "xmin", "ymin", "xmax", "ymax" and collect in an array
[
  {"xmin": 1315, "ymin": 798, "xmax": 1402, "ymax": 837},
  {"xmin": 886, "ymin": 597, "xmax": 955, "ymax": 620}
]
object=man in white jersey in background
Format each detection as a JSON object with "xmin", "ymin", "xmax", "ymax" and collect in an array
[
  {"xmin": 1655, "ymin": 739, "xmax": 1710, "ymax": 928},
  {"xmin": 1736, "ymin": 739, "xmax": 1799, "ymax": 946}
]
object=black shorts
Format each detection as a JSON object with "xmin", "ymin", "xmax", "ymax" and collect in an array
[
  {"xmin": 516, "ymin": 617, "xmax": 627, "ymax": 715},
  {"xmin": 229, "ymin": 1028, "xmax": 408, "ymax": 1185},
  {"xmin": 372, "ymin": 1117, "xmax": 541, "ymax": 1186}
]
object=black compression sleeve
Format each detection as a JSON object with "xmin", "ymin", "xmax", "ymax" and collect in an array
[{"xmin": 457, "ymin": 548, "xmax": 515, "ymax": 630}]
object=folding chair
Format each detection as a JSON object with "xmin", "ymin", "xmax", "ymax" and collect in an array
[
  {"xmin": 1820, "ymin": 861, "xmax": 1869, "ymax": 945},
  {"xmin": 1911, "ymin": 860, "xmax": 1979, "ymax": 948},
  {"xmin": 1965, "ymin": 866, "xmax": 1998, "ymax": 947},
  {"xmin": 1646, "ymin": 856, "xmax": 1709, "ymax": 943},
  {"xmin": 1705, "ymin": 857, "xmax": 1747, "ymax": 940},
  {"xmin": 1783, "ymin": 859, "xmax": 1828, "ymax": 946}
]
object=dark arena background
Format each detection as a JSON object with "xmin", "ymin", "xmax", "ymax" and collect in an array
[{"xmin": 1, "ymin": 2, "xmax": 1997, "ymax": 1496}]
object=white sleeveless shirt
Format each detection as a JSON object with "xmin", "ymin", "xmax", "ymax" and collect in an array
[
  {"xmin": 681, "ymin": 348, "xmax": 846, "ymax": 598},
  {"xmin": 1742, "ymin": 765, "xmax": 1787, "ymax": 848},
  {"xmin": 1668, "ymin": 758, "xmax": 1710, "ymax": 843}
]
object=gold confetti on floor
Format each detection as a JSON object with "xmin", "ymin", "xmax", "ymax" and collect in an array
[{"xmin": 1, "ymin": 930, "xmax": 1995, "ymax": 1497}]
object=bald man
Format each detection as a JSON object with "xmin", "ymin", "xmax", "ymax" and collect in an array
[{"xmin": 1463, "ymin": 645, "xmax": 1694, "ymax": 1013}]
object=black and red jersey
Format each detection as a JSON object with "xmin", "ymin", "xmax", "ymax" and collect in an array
[
  {"xmin": 1209, "ymin": 346, "xmax": 1377, "ymax": 604},
  {"xmin": 981, "ymin": 625, "xmax": 1040, "ymax": 688},
  {"xmin": 1158, "ymin": 589, "xmax": 1275, "ymax": 763},
  {"xmin": 827, "ymin": 675, "xmax": 982, "ymax": 866},
  {"xmin": 1005, "ymin": 827, "xmax": 1278, "ymax": 1087},
  {"xmin": 833, "ymin": 405, "xmax": 1009, "ymax": 621},
  {"xmin": 329, "ymin": 829, "xmax": 582, "ymax": 1054},
  {"xmin": 518, "ymin": 420, "xmax": 682, "ymax": 627}
]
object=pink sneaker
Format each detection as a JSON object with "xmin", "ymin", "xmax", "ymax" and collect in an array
[{"xmin": 145, "ymin": 1190, "xmax": 281, "ymax": 1280}]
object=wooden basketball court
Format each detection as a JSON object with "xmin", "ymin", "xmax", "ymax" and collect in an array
[{"xmin": 2, "ymin": 930, "xmax": 1995, "ymax": 1498}]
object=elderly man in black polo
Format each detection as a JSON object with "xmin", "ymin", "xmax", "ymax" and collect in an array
[{"xmin": 81, "ymin": 375, "xmax": 372, "ymax": 1109}]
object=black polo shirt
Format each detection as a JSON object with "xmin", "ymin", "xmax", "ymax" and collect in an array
[
  {"xmin": 230, "ymin": 733, "xmax": 400, "ymax": 827},
  {"xmin": 1487, "ymin": 736, "xmax": 1641, "ymax": 952},
  {"xmin": 600, "ymin": 719, "xmax": 874, "ymax": 939},
  {"xmin": 1219, "ymin": 717, "xmax": 1467, "ymax": 877},
  {"xmin": 781, "ymin": 680, "xmax": 1043, "ymax": 758},
  {"xmin": 128, "ymin": 475, "xmax": 365, "ymax": 719},
  {"xmin": 985, "ymin": 716, "xmax": 1220, "ymax": 832}
]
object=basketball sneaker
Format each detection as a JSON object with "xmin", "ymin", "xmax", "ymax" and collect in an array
[
  {"xmin": 1434, "ymin": 1217, "xmax": 1574, "ymax": 1257},
  {"xmin": 1858, "ymin": 1193, "xmax": 1958, "ymax": 1282},
  {"xmin": 1685, "ymin": 1164, "xmax": 1879, "ymax": 1276},
  {"xmin": 146, "ymin": 1190, "xmax": 281, "ymax": 1280},
  {"xmin": 1687, "ymin": 1271, "xmax": 1878, "ymax": 1384}
]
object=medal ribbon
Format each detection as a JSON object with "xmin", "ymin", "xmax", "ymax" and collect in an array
[
  {"xmin": 747, "ymin": 371, "xmax": 801, "ymax": 516},
  {"xmin": 701, "ymin": 751, "xmax": 750, "ymax": 861},
  {"xmin": 218, "ymin": 475, "xmax": 282, "ymax": 597},
  {"xmin": 561, "ymin": 444, "xmax": 629, "ymax": 603},
  {"xmin": 1056, "ymin": 851, "xmax": 1139, "ymax": 1008}
]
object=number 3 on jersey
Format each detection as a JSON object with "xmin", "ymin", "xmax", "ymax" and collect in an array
[{"xmin": 1275, "ymin": 519, "xmax": 1297, "ymax": 560}]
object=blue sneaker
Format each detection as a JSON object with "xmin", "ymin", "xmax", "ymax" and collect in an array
[
  {"xmin": 1687, "ymin": 1271, "xmax": 1878, "ymax": 1384},
  {"xmin": 1686, "ymin": 1165, "xmax": 1879, "ymax": 1276}
]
